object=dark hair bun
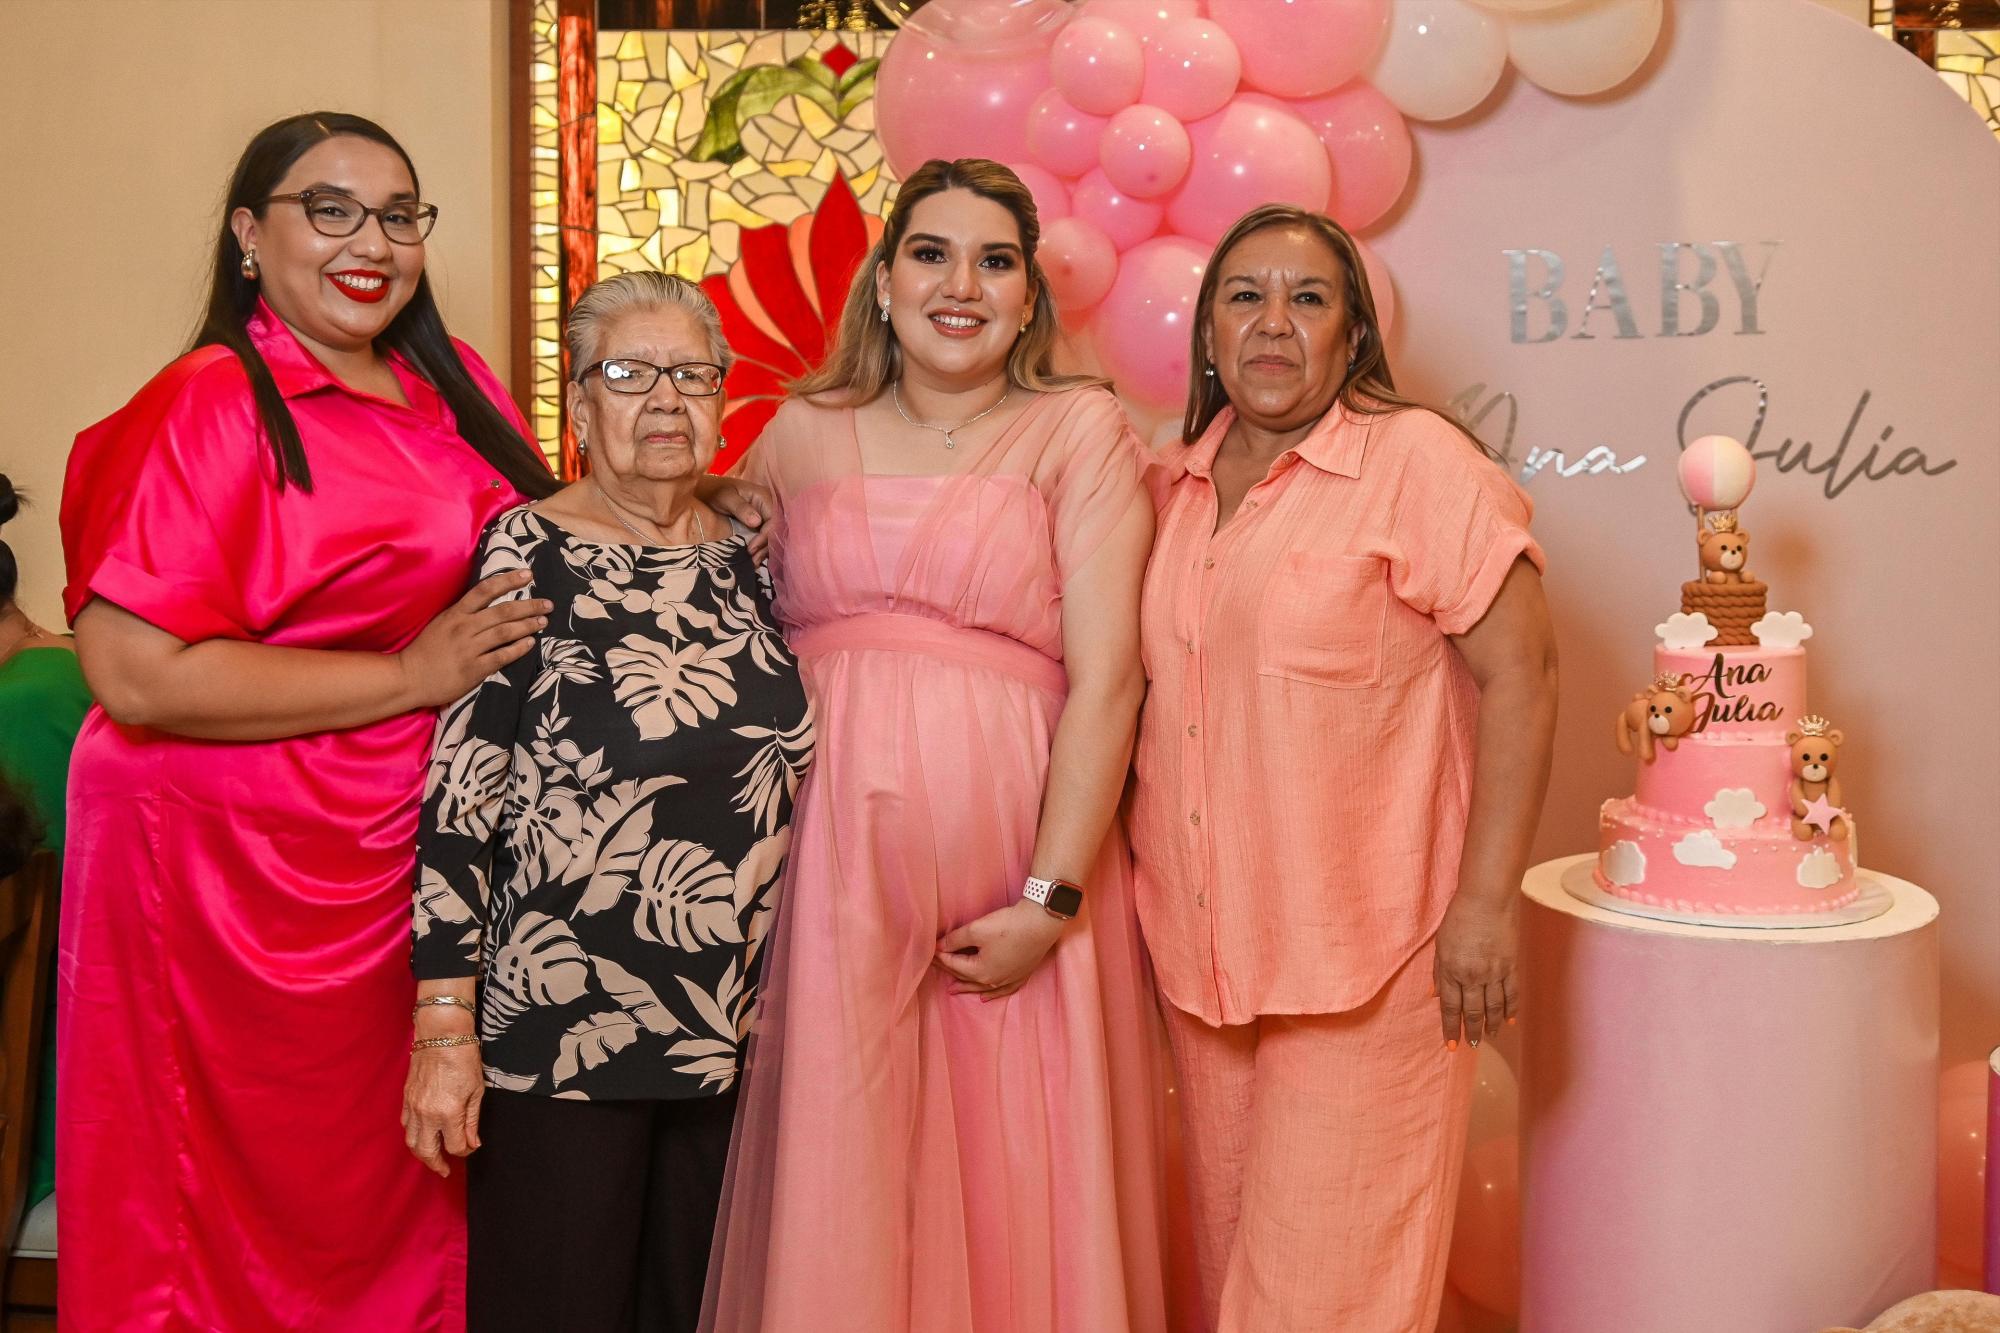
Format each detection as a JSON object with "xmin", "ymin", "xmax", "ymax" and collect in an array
[{"xmin": 0, "ymin": 476, "xmax": 16, "ymax": 529}]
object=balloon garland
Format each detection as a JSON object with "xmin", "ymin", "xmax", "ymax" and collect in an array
[{"xmin": 874, "ymin": 0, "xmax": 1669, "ymax": 417}]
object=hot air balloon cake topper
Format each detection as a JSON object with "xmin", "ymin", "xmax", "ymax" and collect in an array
[{"xmin": 1675, "ymin": 436, "xmax": 1766, "ymax": 646}]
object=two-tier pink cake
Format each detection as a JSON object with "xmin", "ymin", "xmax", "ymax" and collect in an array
[{"xmin": 1588, "ymin": 436, "xmax": 1860, "ymax": 921}]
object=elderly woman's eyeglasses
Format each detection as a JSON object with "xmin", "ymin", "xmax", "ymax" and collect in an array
[
  {"xmin": 576, "ymin": 358, "xmax": 725, "ymax": 397},
  {"xmin": 263, "ymin": 189, "xmax": 439, "ymax": 243}
]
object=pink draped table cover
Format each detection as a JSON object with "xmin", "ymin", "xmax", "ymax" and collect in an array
[{"xmin": 1518, "ymin": 855, "xmax": 1940, "ymax": 1331}]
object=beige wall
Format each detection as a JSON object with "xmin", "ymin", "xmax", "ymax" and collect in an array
[{"xmin": 0, "ymin": 0, "xmax": 513, "ymax": 627}]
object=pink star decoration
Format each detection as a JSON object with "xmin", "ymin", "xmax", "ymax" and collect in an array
[{"xmin": 1801, "ymin": 794, "xmax": 1841, "ymax": 833}]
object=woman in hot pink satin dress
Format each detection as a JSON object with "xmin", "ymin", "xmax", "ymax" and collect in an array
[
  {"xmin": 704, "ymin": 160, "xmax": 1181, "ymax": 1332},
  {"xmin": 56, "ymin": 114, "xmax": 559, "ymax": 1331}
]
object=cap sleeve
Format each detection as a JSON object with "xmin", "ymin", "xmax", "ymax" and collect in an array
[
  {"xmin": 1045, "ymin": 388, "xmax": 1150, "ymax": 581},
  {"xmin": 1380, "ymin": 410, "xmax": 1545, "ymax": 635},
  {"xmin": 60, "ymin": 351, "xmax": 263, "ymax": 643}
]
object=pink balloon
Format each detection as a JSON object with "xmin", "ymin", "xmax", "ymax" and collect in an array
[
  {"xmin": 1051, "ymin": 15, "xmax": 1145, "ymax": 116},
  {"xmin": 1072, "ymin": 168, "xmax": 1167, "ymax": 251},
  {"xmin": 1099, "ymin": 105, "xmax": 1191, "ymax": 200},
  {"xmin": 1677, "ymin": 433, "xmax": 1757, "ymax": 511},
  {"xmin": 1005, "ymin": 161, "xmax": 1071, "ymax": 224},
  {"xmin": 1466, "ymin": 1044, "xmax": 1519, "ymax": 1148},
  {"xmin": 1287, "ymin": 81, "xmax": 1413, "ymax": 232},
  {"xmin": 1355, "ymin": 235, "xmax": 1396, "ymax": 337},
  {"xmin": 1209, "ymin": 0, "xmax": 1391, "ymax": 98},
  {"xmin": 1939, "ymin": 1062, "xmax": 1989, "ymax": 1276},
  {"xmin": 904, "ymin": 0, "xmax": 1071, "ymax": 47},
  {"xmin": 1447, "ymin": 1134, "xmax": 1521, "ymax": 1318},
  {"xmin": 1141, "ymin": 18, "xmax": 1242, "ymax": 122},
  {"xmin": 1092, "ymin": 234, "xmax": 1208, "ymax": 412},
  {"xmin": 1079, "ymin": 0, "xmax": 1201, "ymax": 45},
  {"xmin": 1944, "ymin": 1058, "xmax": 1990, "ymax": 1103},
  {"xmin": 1165, "ymin": 101, "xmax": 1332, "ymax": 244},
  {"xmin": 1040, "ymin": 216, "xmax": 1119, "ymax": 312},
  {"xmin": 875, "ymin": 31, "xmax": 1053, "ymax": 178},
  {"xmin": 1025, "ymin": 90, "xmax": 1109, "ymax": 178}
]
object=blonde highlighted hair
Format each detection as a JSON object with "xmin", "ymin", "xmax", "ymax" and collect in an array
[
  {"xmin": 1182, "ymin": 204, "xmax": 1498, "ymax": 461},
  {"xmin": 790, "ymin": 158, "xmax": 1102, "ymax": 402}
]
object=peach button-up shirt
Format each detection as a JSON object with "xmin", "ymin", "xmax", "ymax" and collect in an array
[{"xmin": 1129, "ymin": 404, "xmax": 1544, "ymax": 1026}]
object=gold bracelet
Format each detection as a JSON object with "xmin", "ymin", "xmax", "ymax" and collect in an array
[
  {"xmin": 413, "ymin": 994, "xmax": 476, "ymax": 1020},
  {"xmin": 411, "ymin": 1034, "xmax": 480, "ymax": 1052}
]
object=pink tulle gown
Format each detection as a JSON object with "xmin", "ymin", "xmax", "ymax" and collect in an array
[{"xmin": 703, "ymin": 388, "xmax": 1179, "ymax": 1332}]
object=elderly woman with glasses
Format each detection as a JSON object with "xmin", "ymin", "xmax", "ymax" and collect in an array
[{"xmin": 402, "ymin": 271, "xmax": 813, "ymax": 1333}]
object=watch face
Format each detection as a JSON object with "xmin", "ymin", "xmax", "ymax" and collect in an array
[{"xmin": 1045, "ymin": 883, "xmax": 1084, "ymax": 918}]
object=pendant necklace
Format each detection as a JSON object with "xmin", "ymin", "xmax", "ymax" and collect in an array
[
  {"xmin": 596, "ymin": 476, "xmax": 706, "ymax": 545},
  {"xmin": 891, "ymin": 380, "xmax": 1010, "ymax": 450}
]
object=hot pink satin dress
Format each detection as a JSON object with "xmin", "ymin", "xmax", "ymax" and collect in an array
[
  {"xmin": 56, "ymin": 305, "xmax": 526, "ymax": 1332},
  {"xmin": 704, "ymin": 389, "xmax": 1183, "ymax": 1333}
]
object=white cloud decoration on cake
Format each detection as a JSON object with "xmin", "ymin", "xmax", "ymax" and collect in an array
[
  {"xmin": 1796, "ymin": 847, "xmax": 1842, "ymax": 890},
  {"xmin": 1750, "ymin": 611, "xmax": 1814, "ymax": 649},
  {"xmin": 1672, "ymin": 829, "xmax": 1738, "ymax": 870},
  {"xmin": 1655, "ymin": 612, "xmax": 1720, "ymax": 652},
  {"xmin": 1602, "ymin": 840, "xmax": 1647, "ymax": 886},
  {"xmin": 1704, "ymin": 788, "xmax": 1767, "ymax": 829}
]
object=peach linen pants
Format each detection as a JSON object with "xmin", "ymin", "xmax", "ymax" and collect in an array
[{"xmin": 1160, "ymin": 942, "xmax": 1477, "ymax": 1332}]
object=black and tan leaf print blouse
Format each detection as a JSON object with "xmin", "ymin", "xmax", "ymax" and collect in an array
[{"xmin": 413, "ymin": 505, "xmax": 813, "ymax": 1100}]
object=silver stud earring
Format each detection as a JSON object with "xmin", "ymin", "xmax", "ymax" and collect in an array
[
  {"xmin": 575, "ymin": 433, "xmax": 588, "ymax": 456},
  {"xmin": 1203, "ymin": 366, "xmax": 1215, "ymax": 377}
]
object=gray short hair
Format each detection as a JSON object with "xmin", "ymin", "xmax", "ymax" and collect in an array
[{"xmin": 564, "ymin": 271, "xmax": 735, "ymax": 378}]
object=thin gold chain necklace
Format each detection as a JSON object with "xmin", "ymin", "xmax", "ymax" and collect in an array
[{"xmin": 891, "ymin": 380, "xmax": 1010, "ymax": 450}]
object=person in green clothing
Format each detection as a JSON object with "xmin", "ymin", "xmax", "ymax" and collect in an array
[{"xmin": 0, "ymin": 474, "xmax": 93, "ymax": 1208}]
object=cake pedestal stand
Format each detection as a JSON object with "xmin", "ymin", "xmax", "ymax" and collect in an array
[{"xmin": 1518, "ymin": 854, "xmax": 1940, "ymax": 1332}]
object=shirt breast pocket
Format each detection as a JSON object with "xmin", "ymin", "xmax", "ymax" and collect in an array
[{"xmin": 1256, "ymin": 552, "xmax": 1387, "ymax": 690}]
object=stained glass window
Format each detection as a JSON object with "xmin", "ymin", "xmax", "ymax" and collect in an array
[
  {"xmin": 1934, "ymin": 30, "xmax": 2000, "ymax": 135},
  {"xmin": 529, "ymin": 0, "xmax": 565, "ymax": 467},
  {"xmin": 526, "ymin": 19, "xmax": 897, "ymax": 472}
]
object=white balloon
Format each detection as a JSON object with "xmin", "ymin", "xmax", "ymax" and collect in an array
[
  {"xmin": 1506, "ymin": 0, "xmax": 1665, "ymax": 97},
  {"xmin": 1370, "ymin": 0, "xmax": 1508, "ymax": 123}
]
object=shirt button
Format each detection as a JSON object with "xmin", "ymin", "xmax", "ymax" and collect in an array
[
  {"xmin": 1186, "ymin": 639, "xmax": 1196, "ymax": 655},
  {"xmin": 487, "ymin": 478, "xmax": 501, "ymax": 488},
  {"xmin": 1202, "ymin": 557, "xmax": 1215, "ymax": 569},
  {"xmin": 1189, "ymin": 811, "xmax": 1201, "ymax": 827},
  {"xmin": 1245, "ymin": 500, "xmax": 1259, "ymax": 510},
  {"xmin": 1196, "ymin": 893, "xmax": 1207, "ymax": 907},
  {"xmin": 1186, "ymin": 723, "xmax": 1198, "ymax": 737}
]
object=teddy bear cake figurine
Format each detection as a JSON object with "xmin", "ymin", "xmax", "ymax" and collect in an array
[
  {"xmin": 1786, "ymin": 716, "xmax": 1851, "ymax": 841},
  {"xmin": 1698, "ymin": 512, "xmax": 1754, "ymax": 584},
  {"xmin": 1614, "ymin": 673, "xmax": 1697, "ymax": 763}
]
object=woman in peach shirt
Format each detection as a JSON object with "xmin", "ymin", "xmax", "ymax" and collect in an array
[{"xmin": 1129, "ymin": 204, "xmax": 1559, "ymax": 1330}]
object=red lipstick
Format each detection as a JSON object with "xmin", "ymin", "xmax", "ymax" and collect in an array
[{"xmin": 328, "ymin": 269, "xmax": 391, "ymax": 304}]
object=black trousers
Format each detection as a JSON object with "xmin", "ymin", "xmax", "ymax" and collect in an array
[{"xmin": 467, "ymin": 1087, "xmax": 738, "ymax": 1333}]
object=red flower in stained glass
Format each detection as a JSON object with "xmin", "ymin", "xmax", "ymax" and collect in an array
[{"xmin": 701, "ymin": 173, "xmax": 881, "ymax": 475}]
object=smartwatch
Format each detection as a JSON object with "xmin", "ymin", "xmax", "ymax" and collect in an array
[{"xmin": 1023, "ymin": 876, "xmax": 1084, "ymax": 920}]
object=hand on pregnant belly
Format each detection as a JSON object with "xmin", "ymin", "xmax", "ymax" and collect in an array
[{"xmin": 934, "ymin": 901, "xmax": 1067, "ymax": 1001}]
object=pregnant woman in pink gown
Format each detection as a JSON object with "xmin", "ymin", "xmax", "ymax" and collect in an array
[
  {"xmin": 704, "ymin": 160, "xmax": 1180, "ymax": 1332},
  {"xmin": 56, "ymin": 114, "xmax": 559, "ymax": 1330}
]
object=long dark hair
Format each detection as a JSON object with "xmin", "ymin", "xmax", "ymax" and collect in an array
[
  {"xmin": 0, "ymin": 474, "xmax": 19, "ymax": 607},
  {"xmin": 1183, "ymin": 204, "xmax": 1500, "ymax": 462},
  {"xmin": 193, "ymin": 112, "xmax": 556, "ymax": 497}
]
